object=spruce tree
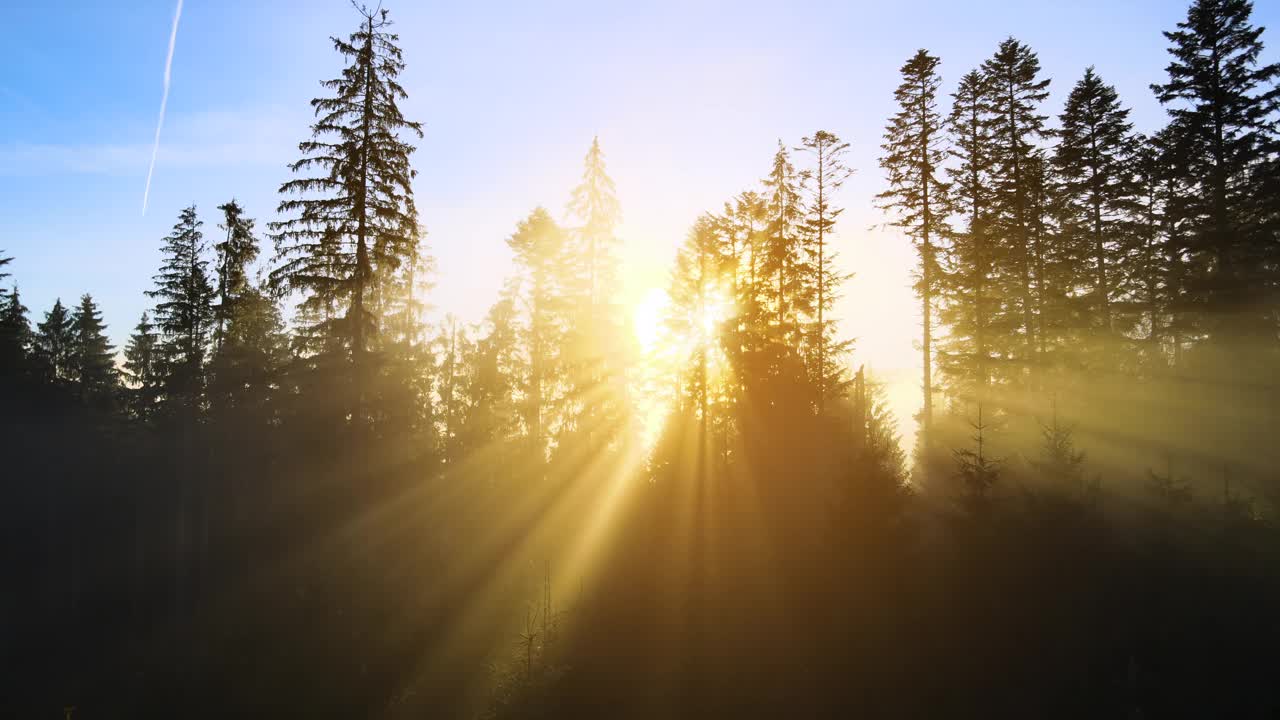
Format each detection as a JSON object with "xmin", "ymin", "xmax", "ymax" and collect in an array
[
  {"xmin": 564, "ymin": 137, "xmax": 627, "ymax": 447},
  {"xmin": 1152, "ymin": 0, "xmax": 1280, "ymax": 350},
  {"xmin": 459, "ymin": 295, "xmax": 521, "ymax": 461},
  {"xmin": 941, "ymin": 69, "xmax": 998, "ymax": 401},
  {"xmin": 1054, "ymin": 68, "xmax": 1139, "ymax": 346},
  {"xmin": 0, "ymin": 284, "xmax": 32, "ymax": 380},
  {"xmin": 953, "ymin": 404, "xmax": 1001, "ymax": 508},
  {"xmin": 1032, "ymin": 406, "xmax": 1088, "ymax": 495},
  {"xmin": 878, "ymin": 49, "xmax": 949, "ymax": 446},
  {"xmin": 148, "ymin": 205, "xmax": 215, "ymax": 407},
  {"xmin": 123, "ymin": 311, "xmax": 162, "ymax": 419},
  {"xmin": 761, "ymin": 140, "xmax": 806, "ymax": 346},
  {"xmin": 34, "ymin": 298, "xmax": 74, "ymax": 384},
  {"xmin": 507, "ymin": 208, "xmax": 572, "ymax": 457},
  {"xmin": 566, "ymin": 137, "xmax": 622, "ymax": 308},
  {"xmin": 797, "ymin": 130, "xmax": 854, "ymax": 414},
  {"xmin": 984, "ymin": 38, "xmax": 1051, "ymax": 385},
  {"xmin": 667, "ymin": 215, "xmax": 731, "ymax": 463},
  {"xmin": 271, "ymin": 4, "xmax": 423, "ymax": 381},
  {"xmin": 69, "ymin": 293, "xmax": 117, "ymax": 400},
  {"xmin": 214, "ymin": 199, "xmax": 260, "ymax": 349}
]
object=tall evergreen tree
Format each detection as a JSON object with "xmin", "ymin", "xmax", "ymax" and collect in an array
[
  {"xmin": 214, "ymin": 200, "xmax": 260, "ymax": 349},
  {"xmin": 564, "ymin": 137, "xmax": 628, "ymax": 448},
  {"xmin": 1152, "ymin": 0, "xmax": 1280, "ymax": 351},
  {"xmin": 566, "ymin": 137, "xmax": 622, "ymax": 309},
  {"xmin": 761, "ymin": 140, "xmax": 806, "ymax": 346},
  {"xmin": 878, "ymin": 49, "xmax": 950, "ymax": 447},
  {"xmin": 984, "ymin": 38, "xmax": 1052, "ymax": 386},
  {"xmin": 34, "ymin": 298, "xmax": 74, "ymax": 384},
  {"xmin": 123, "ymin": 311, "xmax": 162, "ymax": 419},
  {"xmin": 666, "ymin": 215, "xmax": 731, "ymax": 466},
  {"xmin": 148, "ymin": 205, "xmax": 215, "ymax": 407},
  {"xmin": 271, "ymin": 4, "xmax": 423, "ymax": 386},
  {"xmin": 797, "ymin": 130, "xmax": 854, "ymax": 413},
  {"xmin": 69, "ymin": 293, "xmax": 117, "ymax": 401},
  {"xmin": 507, "ymin": 208, "xmax": 572, "ymax": 457},
  {"xmin": 0, "ymin": 284, "xmax": 32, "ymax": 381},
  {"xmin": 1053, "ymin": 68, "xmax": 1139, "ymax": 347},
  {"xmin": 941, "ymin": 69, "xmax": 999, "ymax": 401}
]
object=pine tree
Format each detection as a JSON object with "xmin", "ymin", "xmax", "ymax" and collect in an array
[
  {"xmin": 34, "ymin": 298, "xmax": 74, "ymax": 384},
  {"xmin": 458, "ymin": 295, "xmax": 522, "ymax": 462},
  {"xmin": 69, "ymin": 293, "xmax": 117, "ymax": 400},
  {"xmin": 507, "ymin": 208, "xmax": 572, "ymax": 457},
  {"xmin": 566, "ymin": 137, "xmax": 622, "ymax": 309},
  {"xmin": 123, "ymin": 311, "xmax": 162, "ymax": 419},
  {"xmin": 271, "ymin": 4, "xmax": 423, "ymax": 385},
  {"xmin": 1031, "ymin": 404, "xmax": 1087, "ymax": 494},
  {"xmin": 761, "ymin": 140, "xmax": 806, "ymax": 346},
  {"xmin": 208, "ymin": 286, "xmax": 289, "ymax": 418},
  {"xmin": 1131, "ymin": 129, "xmax": 1193, "ymax": 371},
  {"xmin": 214, "ymin": 199, "xmax": 260, "ymax": 349},
  {"xmin": 984, "ymin": 38, "xmax": 1051, "ymax": 386},
  {"xmin": 878, "ymin": 49, "xmax": 949, "ymax": 447},
  {"xmin": 148, "ymin": 205, "xmax": 215, "ymax": 407},
  {"xmin": 941, "ymin": 69, "xmax": 999, "ymax": 401},
  {"xmin": 1054, "ymin": 68, "xmax": 1140, "ymax": 350},
  {"xmin": 666, "ymin": 215, "xmax": 731, "ymax": 470},
  {"xmin": 953, "ymin": 404, "xmax": 1001, "ymax": 508},
  {"xmin": 564, "ymin": 137, "xmax": 627, "ymax": 448},
  {"xmin": 797, "ymin": 130, "xmax": 854, "ymax": 414},
  {"xmin": 0, "ymin": 284, "xmax": 32, "ymax": 380},
  {"xmin": 1152, "ymin": 0, "xmax": 1280, "ymax": 352}
]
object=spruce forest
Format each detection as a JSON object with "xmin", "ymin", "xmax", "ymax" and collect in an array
[{"xmin": 3, "ymin": 0, "xmax": 1280, "ymax": 717}]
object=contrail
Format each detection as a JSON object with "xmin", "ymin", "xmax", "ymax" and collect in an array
[{"xmin": 142, "ymin": 0, "xmax": 183, "ymax": 216}]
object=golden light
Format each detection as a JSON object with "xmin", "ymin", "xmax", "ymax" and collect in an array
[{"xmin": 632, "ymin": 286, "xmax": 674, "ymax": 451}]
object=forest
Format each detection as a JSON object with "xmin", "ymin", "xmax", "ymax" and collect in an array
[{"xmin": 1, "ymin": 0, "xmax": 1279, "ymax": 717}]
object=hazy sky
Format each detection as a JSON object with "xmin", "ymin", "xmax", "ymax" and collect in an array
[{"xmin": 3, "ymin": 0, "xmax": 1276, "ymax": 438}]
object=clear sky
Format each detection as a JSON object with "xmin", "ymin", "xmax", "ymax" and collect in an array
[{"xmin": 3, "ymin": 0, "xmax": 1277, "ymax": 440}]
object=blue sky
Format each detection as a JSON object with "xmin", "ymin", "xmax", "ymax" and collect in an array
[{"xmin": 3, "ymin": 0, "xmax": 1277, "ymax": 433}]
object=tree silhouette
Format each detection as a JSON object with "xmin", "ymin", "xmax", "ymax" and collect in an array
[{"xmin": 879, "ymin": 49, "xmax": 949, "ymax": 452}]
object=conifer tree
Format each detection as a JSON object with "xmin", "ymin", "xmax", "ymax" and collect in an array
[
  {"xmin": 148, "ymin": 205, "xmax": 215, "ymax": 407},
  {"xmin": 271, "ymin": 4, "xmax": 423, "ymax": 383},
  {"xmin": 69, "ymin": 293, "xmax": 117, "ymax": 400},
  {"xmin": 507, "ymin": 208, "xmax": 572, "ymax": 457},
  {"xmin": 954, "ymin": 404, "xmax": 1001, "ymax": 508},
  {"xmin": 1152, "ymin": 0, "xmax": 1280, "ymax": 350},
  {"xmin": 566, "ymin": 137, "xmax": 622, "ymax": 308},
  {"xmin": 1131, "ymin": 128, "xmax": 1196, "ymax": 370},
  {"xmin": 564, "ymin": 137, "xmax": 627, "ymax": 447},
  {"xmin": 1054, "ymin": 68, "xmax": 1139, "ymax": 344},
  {"xmin": 34, "ymin": 298, "xmax": 74, "ymax": 384},
  {"xmin": 984, "ymin": 38, "xmax": 1051, "ymax": 385},
  {"xmin": 458, "ymin": 295, "xmax": 522, "ymax": 461},
  {"xmin": 208, "ymin": 286, "xmax": 289, "ymax": 418},
  {"xmin": 878, "ymin": 49, "xmax": 949, "ymax": 445},
  {"xmin": 666, "ymin": 215, "xmax": 731, "ymax": 465},
  {"xmin": 941, "ymin": 69, "xmax": 999, "ymax": 401},
  {"xmin": 0, "ymin": 284, "xmax": 32, "ymax": 381},
  {"xmin": 797, "ymin": 130, "xmax": 854, "ymax": 413},
  {"xmin": 761, "ymin": 140, "xmax": 806, "ymax": 345},
  {"xmin": 123, "ymin": 311, "xmax": 162, "ymax": 419},
  {"xmin": 1031, "ymin": 404, "xmax": 1087, "ymax": 494},
  {"xmin": 214, "ymin": 200, "xmax": 260, "ymax": 349}
]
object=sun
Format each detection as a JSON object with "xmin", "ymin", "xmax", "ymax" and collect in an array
[{"xmin": 629, "ymin": 283, "xmax": 738, "ymax": 451}]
